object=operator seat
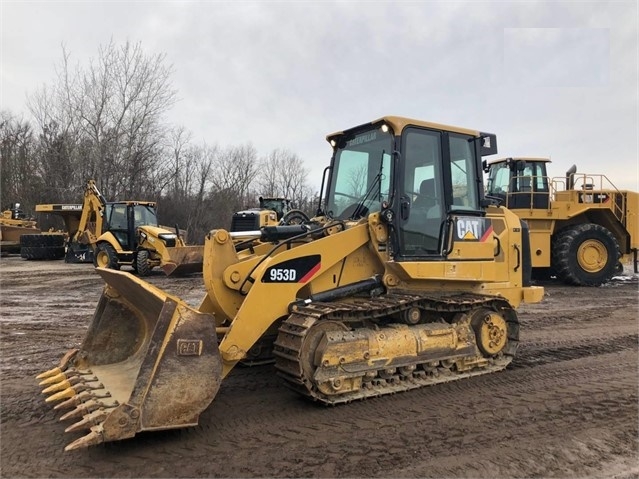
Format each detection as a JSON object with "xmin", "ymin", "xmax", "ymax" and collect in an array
[
  {"xmin": 414, "ymin": 178, "xmax": 437, "ymax": 210},
  {"xmin": 404, "ymin": 178, "xmax": 441, "ymax": 253}
]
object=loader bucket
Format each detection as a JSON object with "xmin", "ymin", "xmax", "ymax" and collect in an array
[
  {"xmin": 37, "ymin": 267, "xmax": 221, "ymax": 451},
  {"xmin": 161, "ymin": 245, "xmax": 204, "ymax": 276}
]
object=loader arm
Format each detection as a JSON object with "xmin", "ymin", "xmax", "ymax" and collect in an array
[
  {"xmin": 72, "ymin": 180, "xmax": 108, "ymax": 246},
  {"xmin": 201, "ymin": 223, "xmax": 374, "ymax": 376}
]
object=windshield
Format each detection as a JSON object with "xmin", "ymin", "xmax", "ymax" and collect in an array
[
  {"xmin": 326, "ymin": 127, "xmax": 393, "ymax": 219},
  {"xmin": 133, "ymin": 205, "xmax": 158, "ymax": 228},
  {"xmin": 260, "ymin": 198, "xmax": 287, "ymax": 219},
  {"xmin": 485, "ymin": 161, "xmax": 510, "ymax": 196}
]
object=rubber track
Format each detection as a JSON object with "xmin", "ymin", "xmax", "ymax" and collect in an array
[{"xmin": 273, "ymin": 292, "xmax": 518, "ymax": 404}]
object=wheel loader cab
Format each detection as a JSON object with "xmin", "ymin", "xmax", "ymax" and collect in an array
[
  {"xmin": 258, "ymin": 197, "xmax": 291, "ymax": 221},
  {"xmin": 485, "ymin": 158, "xmax": 550, "ymax": 209}
]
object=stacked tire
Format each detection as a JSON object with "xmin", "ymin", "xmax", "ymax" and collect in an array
[{"xmin": 20, "ymin": 234, "xmax": 65, "ymax": 260}]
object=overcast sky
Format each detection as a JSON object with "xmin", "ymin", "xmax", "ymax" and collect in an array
[{"xmin": 1, "ymin": 1, "xmax": 637, "ymax": 192}]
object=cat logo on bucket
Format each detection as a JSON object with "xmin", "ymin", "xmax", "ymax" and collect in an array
[{"xmin": 454, "ymin": 217, "xmax": 493, "ymax": 242}]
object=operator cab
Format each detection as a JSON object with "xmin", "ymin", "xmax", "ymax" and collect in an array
[
  {"xmin": 259, "ymin": 197, "xmax": 291, "ymax": 221},
  {"xmin": 324, "ymin": 116, "xmax": 498, "ymax": 260},
  {"xmin": 484, "ymin": 158, "xmax": 550, "ymax": 209},
  {"xmin": 104, "ymin": 202, "xmax": 159, "ymax": 250}
]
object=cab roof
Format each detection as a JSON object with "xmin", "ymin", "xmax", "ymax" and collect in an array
[{"xmin": 326, "ymin": 115, "xmax": 485, "ymax": 142}]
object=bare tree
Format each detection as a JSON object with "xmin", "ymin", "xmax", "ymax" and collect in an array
[
  {"xmin": 157, "ymin": 141, "xmax": 218, "ymax": 244},
  {"xmin": 257, "ymin": 148, "xmax": 309, "ymax": 200},
  {"xmin": 347, "ymin": 164, "xmax": 368, "ymax": 198},
  {"xmin": 204, "ymin": 143, "xmax": 259, "ymax": 229},
  {"xmin": 0, "ymin": 111, "xmax": 40, "ymax": 209},
  {"xmin": 27, "ymin": 40, "xmax": 177, "ymax": 200}
]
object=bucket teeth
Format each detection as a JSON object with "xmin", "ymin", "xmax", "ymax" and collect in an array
[
  {"xmin": 41, "ymin": 375, "xmax": 90, "ymax": 394},
  {"xmin": 36, "ymin": 367, "xmax": 63, "ymax": 380},
  {"xmin": 53, "ymin": 390, "xmax": 111, "ymax": 411},
  {"xmin": 65, "ymin": 410, "xmax": 109, "ymax": 433},
  {"xmin": 44, "ymin": 382, "xmax": 104, "ymax": 403},
  {"xmin": 59, "ymin": 400, "xmax": 117, "ymax": 422},
  {"xmin": 39, "ymin": 372, "xmax": 67, "ymax": 386},
  {"xmin": 64, "ymin": 428, "xmax": 104, "ymax": 452},
  {"xmin": 53, "ymin": 391, "xmax": 93, "ymax": 411},
  {"xmin": 36, "ymin": 348, "xmax": 80, "ymax": 380},
  {"xmin": 38, "ymin": 369, "xmax": 93, "ymax": 386}
]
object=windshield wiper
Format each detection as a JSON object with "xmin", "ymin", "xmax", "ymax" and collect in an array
[{"xmin": 349, "ymin": 150, "xmax": 385, "ymax": 219}]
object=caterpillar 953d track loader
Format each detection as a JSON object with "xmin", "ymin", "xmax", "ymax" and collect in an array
[
  {"xmin": 64, "ymin": 180, "xmax": 203, "ymax": 276},
  {"xmin": 37, "ymin": 116, "xmax": 544, "ymax": 451},
  {"xmin": 484, "ymin": 158, "xmax": 639, "ymax": 285}
]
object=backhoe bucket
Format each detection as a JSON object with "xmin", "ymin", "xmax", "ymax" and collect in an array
[
  {"xmin": 161, "ymin": 245, "xmax": 204, "ymax": 276},
  {"xmin": 36, "ymin": 268, "xmax": 221, "ymax": 451}
]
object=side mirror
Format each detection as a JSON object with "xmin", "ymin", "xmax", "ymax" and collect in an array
[
  {"xmin": 482, "ymin": 160, "xmax": 489, "ymax": 173},
  {"xmin": 479, "ymin": 133, "xmax": 498, "ymax": 156}
]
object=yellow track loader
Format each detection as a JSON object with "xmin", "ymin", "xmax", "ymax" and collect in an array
[
  {"xmin": 37, "ymin": 116, "xmax": 544, "ymax": 451},
  {"xmin": 63, "ymin": 180, "xmax": 203, "ymax": 276}
]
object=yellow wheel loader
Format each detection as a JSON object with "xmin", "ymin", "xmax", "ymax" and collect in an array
[
  {"xmin": 37, "ymin": 116, "xmax": 544, "ymax": 451},
  {"xmin": 0, "ymin": 204, "xmax": 66, "ymax": 258},
  {"xmin": 230, "ymin": 196, "xmax": 310, "ymax": 233},
  {"xmin": 0, "ymin": 204, "xmax": 40, "ymax": 254},
  {"xmin": 64, "ymin": 180, "xmax": 203, "ymax": 276},
  {"xmin": 484, "ymin": 158, "xmax": 639, "ymax": 285}
]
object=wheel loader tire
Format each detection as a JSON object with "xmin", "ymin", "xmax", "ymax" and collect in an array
[
  {"xmin": 136, "ymin": 249, "xmax": 151, "ymax": 276},
  {"xmin": 20, "ymin": 246, "xmax": 65, "ymax": 260},
  {"xmin": 93, "ymin": 242, "xmax": 120, "ymax": 270},
  {"xmin": 280, "ymin": 210, "xmax": 310, "ymax": 226},
  {"xmin": 20, "ymin": 234, "xmax": 64, "ymax": 248},
  {"xmin": 552, "ymin": 223, "xmax": 620, "ymax": 286}
]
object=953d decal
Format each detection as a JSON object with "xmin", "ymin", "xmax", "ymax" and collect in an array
[{"xmin": 262, "ymin": 255, "xmax": 321, "ymax": 283}]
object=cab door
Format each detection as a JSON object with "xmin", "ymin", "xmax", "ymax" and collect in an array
[
  {"xmin": 396, "ymin": 127, "xmax": 483, "ymax": 260},
  {"xmin": 397, "ymin": 128, "xmax": 446, "ymax": 258},
  {"xmin": 106, "ymin": 204, "xmax": 133, "ymax": 250}
]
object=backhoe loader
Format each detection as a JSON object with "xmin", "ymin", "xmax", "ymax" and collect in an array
[
  {"xmin": 484, "ymin": 157, "xmax": 639, "ymax": 285},
  {"xmin": 64, "ymin": 180, "xmax": 203, "ymax": 276},
  {"xmin": 37, "ymin": 116, "xmax": 544, "ymax": 451}
]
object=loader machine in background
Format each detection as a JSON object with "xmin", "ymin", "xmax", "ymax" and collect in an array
[
  {"xmin": 0, "ymin": 204, "xmax": 40, "ymax": 254},
  {"xmin": 230, "ymin": 196, "xmax": 310, "ymax": 233},
  {"xmin": 0, "ymin": 204, "xmax": 67, "ymax": 258},
  {"xmin": 484, "ymin": 157, "xmax": 639, "ymax": 285},
  {"xmin": 38, "ymin": 116, "xmax": 544, "ymax": 451},
  {"xmin": 64, "ymin": 180, "xmax": 203, "ymax": 276}
]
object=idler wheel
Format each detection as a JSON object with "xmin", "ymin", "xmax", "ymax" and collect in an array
[{"xmin": 471, "ymin": 308, "xmax": 508, "ymax": 356}]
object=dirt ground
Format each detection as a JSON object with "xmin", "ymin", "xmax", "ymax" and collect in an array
[{"xmin": 1, "ymin": 256, "xmax": 638, "ymax": 478}]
